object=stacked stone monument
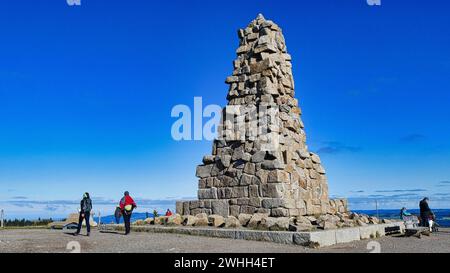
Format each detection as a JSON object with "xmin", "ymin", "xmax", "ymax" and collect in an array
[{"xmin": 177, "ymin": 14, "xmax": 347, "ymax": 218}]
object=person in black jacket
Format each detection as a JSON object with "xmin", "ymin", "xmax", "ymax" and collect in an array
[
  {"xmin": 74, "ymin": 192, "xmax": 93, "ymax": 236},
  {"xmin": 419, "ymin": 197, "xmax": 434, "ymax": 227}
]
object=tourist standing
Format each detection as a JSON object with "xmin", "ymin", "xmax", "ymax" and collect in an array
[
  {"xmin": 419, "ymin": 197, "xmax": 434, "ymax": 227},
  {"xmin": 74, "ymin": 192, "xmax": 93, "ymax": 236},
  {"xmin": 120, "ymin": 191, "xmax": 137, "ymax": 235}
]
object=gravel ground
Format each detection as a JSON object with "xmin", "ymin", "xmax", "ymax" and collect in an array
[{"xmin": 1, "ymin": 228, "xmax": 449, "ymax": 253}]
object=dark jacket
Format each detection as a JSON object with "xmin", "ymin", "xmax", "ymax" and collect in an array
[
  {"xmin": 419, "ymin": 200, "xmax": 432, "ymax": 217},
  {"xmin": 80, "ymin": 198, "xmax": 92, "ymax": 213}
]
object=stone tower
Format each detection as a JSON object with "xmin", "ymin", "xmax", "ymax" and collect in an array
[{"xmin": 177, "ymin": 14, "xmax": 347, "ymax": 218}]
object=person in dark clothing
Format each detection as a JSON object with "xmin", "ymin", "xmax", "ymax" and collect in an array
[
  {"xmin": 74, "ymin": 192, "xmax": 93, "ymax": 236},
  {"xmin": 119, "ymin": 191, "xmax": 137, "ymax": 235},
  {"xmin": 114, "ymin": 206, "xmax": 122, "ymax": 224},
  {"xmin": 419, "ymin": 197, "xmax": 434, "ymax": 227}
]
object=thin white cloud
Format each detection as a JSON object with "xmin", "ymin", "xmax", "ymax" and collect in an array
[
  {"xmin": 399, "ymin": 134, "xmax": 427, "ymax": 143},
  {"xmin": 315, "ymin": 141, "xmax": 362, "ymax": 155}
]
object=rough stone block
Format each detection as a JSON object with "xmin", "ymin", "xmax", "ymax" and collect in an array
[
  {"xmin": 189, "ymin": 200, "xmax": 204, "ymax": 210},
  {"xmin": 251, "ymin": 151, "xmax": 266, "ymax": 163},
  {"xmin": 267, "ymin": 170, "xmax": 290, "ymax": 183},
  {"xmin": 335, "ymin": 227, "xmax": 360, "ymax": 244},
  {"xmin": 225, "ymin": 216, "xmax": 241, "ymax": 228},
  {"xmin": 262, "ymin": 198, "xmax": 285, "ymax": 208},
  {"xmin": 297, "ymin": 230, "xmax": 337, "ymax": 247},
  {"xmin": 176, "ymin": 201, "xmax": 184, "ymax": 215},
  {"xmin": 271, "ymin": 208, "xmax": 289, "ymax": 217},
  {"xmin": 191, "ymin": 208, "xmax": 211, "ymax": 216},
  {"xmin": 236, "ymin": 230, "xmax": 293, "ymax": 245},
  {"xmin": 198, "ymin": 188, "xmax": 218, "ymax": 199},
  {"xmin": 248, "ymin": 185, "xmax": 260, "ymax": 197},
  {"xmin": 194, "ymin": 213, "xmax": 209, "ymax": 226},
  {"xmin": 261, "ymin": 183, "xmax": 284, "ymax": 198},
  {"xmin": 208, "ymin": 215, "xmax": 225, "ymax": 227},
  {"xmin": 218, "ymin": 187, "xmax": 233, "ymax": 199},
  {"xmin": 196, "ymin": 165, "xmax": 213, "ymax": 178},
  {"xmin": 240, "ymin": 174, "xmax": 254, "ymax": 186},
  {"xmin": 211, "ymin": 200, "xmax": 229, "ymax": 217},
  {"xmin": 240, "ymin": 206, "xmax": 257, "ymax": 214},
  {"xmin": 182, "ymin": 215, "xmax": 196, "ymax": 226},
  {"xmin": 231, "ymin": 186, "xmax": 249, "ymax": 198},
  {"xmin": 183, "ymin": 202, "xmax": 190, "ymax": 216},
  {"xmin": 230, "ymin": 205, "xmax": 240, "ymax": 217},
  {"xmin": 249, "ymin": 197, "xmax": 262, "ymax": 207},
  {"xmin": 359, "ymin": 225, "xmax": 379, "ymax": 240},
  {"xmin": 243, "ymin": 163, "xmax": 256, "ymax": 175}
]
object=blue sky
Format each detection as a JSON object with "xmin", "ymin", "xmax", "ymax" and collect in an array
[{"xmin": 1, "ymin": 0, "xmax": 450, "ymax": 219}]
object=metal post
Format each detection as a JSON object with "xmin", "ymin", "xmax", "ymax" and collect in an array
[
  {"xmin": 375, "ymin": 200, "xmax": 379, "ymax": 219},
  {"xmin": 1, "ymin": 209, "xmax": 4, "ymax": 228},
  {"xmin": 98, "ymin": 211, "xmax": 101, "ymax": 227}
]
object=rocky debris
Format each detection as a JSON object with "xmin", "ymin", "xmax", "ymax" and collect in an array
[
  {"xmin": 194, "ymin": 213, "xmax": 209, "ymax": 226},
  {"xmin": 356, "ymin": 219, "xmax": 368, "ymax": 227},
  {"xmin": 208, "ymin": 215, "xmax": 225, "ymax": 228},
  {"xmin": 166, "ymin": 214, "xmax": 182, "ymax": 226},
  {"xmin": 369, "ymin": 216, "xmax": 379, "ymax": 225},
  {"xmin": 238, "ymin": 214, "xmax": 253, "ymax": 227},
  {"xmin": 347, "ymin": 212, "xmax": 373, "ymax": 226},
  {"xmin": 48, "ymin": 213, "xmax": 97, "ymax": 229},
  {"xmin": 360, "ymin": 216, "xmax": 370, "ymax": 224},
  {"xmin": 182, "ymin": 215, "xmax": 197, "ymax": 226},
  {"xmin": 259, "ymin": 217, "xmax": 277, "ymax": 230},
  {"xmin": 273, "ymin": 217, "xmax": 290, "ymax": 231},
  {"xmin": 225, "ymin": 216, "xmax": 241, "ymax": 228},
  {"xmin": 319, "ymin": 221, "xmax": 338, "ymax": 230},
  {"xmin": 125, "ymin": 212, "xmax": 393, "ymax": 233},
  {"xmin": 341, "ymin": 219, "xmax": 356, "ymax": 228},
  {"xmin": 240, "ymin": 213, "xmax": 390, "ymax": 231},
  {"xmin": 176, "ymin": 14, "xmax": 347, "ymax": 218},
  {"xmin": 304, "ymin": 216, "xmax": 318, "ymax": 225},
  {"xmin": 154, "ymin": 216, "xmax": 168, "ymax": 225},
  {"xmin": 289, "ymin": 222, "xmax": 314, "ymax": 232},
  {"xmin": 316, "ymin": 214, "xmax": 340, "ymax": 230},
  {"xmin": 290, "ymin": 216, "xmax": 314, "ymax": 231},
  {"xmin": 247, "ymin": 213, "xmax": 269, "ymax": 229},
  {"xmin": 133, "ymin": 220, "xmax": 145, "ymax": 226},
  {"xmin": 144, "ymin": 218, "xmax": 154, "ymax": 225}
]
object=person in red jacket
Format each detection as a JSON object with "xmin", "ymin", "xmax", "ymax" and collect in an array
[
  {"xmin": 165, "ymin": 209, "xmax": 173, "ymax": 217},
  {"xmin": 120, "ymin": 191, "xmax": 137, "ymax": 235}
]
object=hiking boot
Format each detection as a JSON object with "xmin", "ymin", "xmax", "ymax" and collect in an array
[{"xmin": 87, "ymin": 232, "xmax": 90, "ymax": 237}]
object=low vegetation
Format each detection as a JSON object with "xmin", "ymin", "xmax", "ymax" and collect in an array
[{"xmin": 2, "ymin": 218, "xmax": 57, "ymax": 228}]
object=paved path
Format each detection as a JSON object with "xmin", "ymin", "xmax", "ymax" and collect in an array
[{"xmin": 0, "ymin": 228, "xmax": 449, "ymax": 253}]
